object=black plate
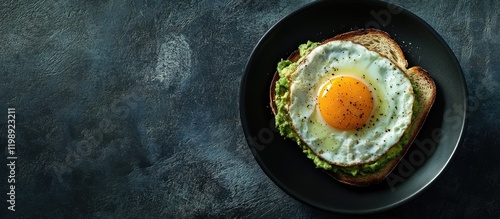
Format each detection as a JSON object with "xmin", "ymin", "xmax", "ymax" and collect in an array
[{"xmin": 239, "ymin": 0, "xmax": 467, "ymax": 214}]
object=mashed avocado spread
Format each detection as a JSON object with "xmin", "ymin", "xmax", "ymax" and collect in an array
[{"xmin": 274, "ymin": 41, "xmax": 420, "ymax": 176}]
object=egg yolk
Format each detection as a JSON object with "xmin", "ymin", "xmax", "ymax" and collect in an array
[{"xmin": 318, "ymin": 76, "xmax": 374, "ymax": 130}]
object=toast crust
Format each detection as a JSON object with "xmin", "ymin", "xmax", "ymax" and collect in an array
[
  {"xmin": 327, "ymin": 29, "xmax": 408, "ymax": 71},
  {"xmin": 269, "ymin": 29, "xmax": 436, "ymax": 186}
]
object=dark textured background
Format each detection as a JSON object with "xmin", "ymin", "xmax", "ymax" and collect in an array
[{"xmin": 0, "ymin": 0, "xmax": 499, "ymax": 218}]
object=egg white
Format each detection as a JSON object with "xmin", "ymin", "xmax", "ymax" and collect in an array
[{"xmin": 288, "ymin": 41, "xmax": 414, "ymax": 166}]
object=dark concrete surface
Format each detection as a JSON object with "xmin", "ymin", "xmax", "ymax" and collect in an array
[{"xmin": 0, "ymin": 0, "xmax": 499, "ymax": 218}]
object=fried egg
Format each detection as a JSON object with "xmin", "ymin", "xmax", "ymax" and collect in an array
[{"xmin": 288, "ymin": 41, "xmax": 414, "ymax": 166}]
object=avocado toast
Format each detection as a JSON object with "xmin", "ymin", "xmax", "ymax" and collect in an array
[{"xmin": 270, "ymin": 29, "xmax": 436, "ymax": 186}]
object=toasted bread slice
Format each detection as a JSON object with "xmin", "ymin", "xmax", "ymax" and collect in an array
[
  {"xmin": 270, "ymin": 29, "xmax": 436, "ymax": 186},
  {"xmin": 327, "ymin": 29, "xmax": 408, "ymax": 71}
]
